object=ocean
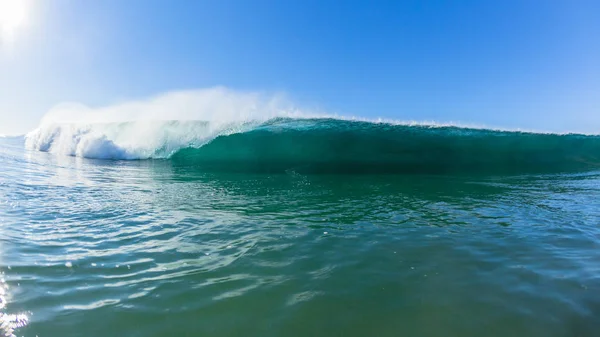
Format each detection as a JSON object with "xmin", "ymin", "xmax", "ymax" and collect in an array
[{"xmin": 1, "ymin": 118, "xmax": 600, "ymax": 337}]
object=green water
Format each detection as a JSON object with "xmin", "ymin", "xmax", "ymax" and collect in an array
[{"xmin": 2, "ymin": 121, "xmax": 600, "ymax": 336}]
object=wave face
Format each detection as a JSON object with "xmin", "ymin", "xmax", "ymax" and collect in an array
[{"xmin": 27, "ymin": 118, "xmax": 600, "ymax": 174}]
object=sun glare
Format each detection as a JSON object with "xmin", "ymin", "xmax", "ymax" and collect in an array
[{"xmin": 0, "ymin": 0, "xmax": 28, "ymax": 43}]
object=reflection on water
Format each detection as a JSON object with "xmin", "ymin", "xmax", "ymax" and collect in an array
[
  {"xmin": 0, "ymin": 140, "xmax": 29, "ymax": 336},
  {"xmin": 1, "ymin": 211, "xmax": 28, "ymax": 335},
  {"xmin": 0, "ymin": 275, "xmax": 22, "ymax": 332}
]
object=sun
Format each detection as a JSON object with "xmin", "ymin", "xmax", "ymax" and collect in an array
[{"xmin": 0, "ymin": 0, "xmax": 28, "ymax": 43}]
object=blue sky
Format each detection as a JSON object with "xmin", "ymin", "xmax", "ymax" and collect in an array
[{"xmin": 1, "ymin": 0, "xmax": 599, "ymax": 134}]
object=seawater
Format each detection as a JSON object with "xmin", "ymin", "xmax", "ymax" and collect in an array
[{"xmin": 1, "ymin": 118, "xmax": 600, "ymax": 337}]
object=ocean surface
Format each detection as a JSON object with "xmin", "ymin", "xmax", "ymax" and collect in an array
[{"xmin": 1, "ymin": 118, "xmax": 600, "ymax": 337}]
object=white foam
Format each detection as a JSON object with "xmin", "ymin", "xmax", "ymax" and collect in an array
[
  {"xmin": 26, "ymin": 120, "xmax": 255, "ymax": 159},
  {"xmin": 26, "ymin": 87, "xmax": 314, "ymax": 160}
]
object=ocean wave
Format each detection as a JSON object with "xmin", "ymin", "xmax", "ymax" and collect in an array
[{"xmin": 25, "ymin": 117, "xmax": 600, "ymax": 174}]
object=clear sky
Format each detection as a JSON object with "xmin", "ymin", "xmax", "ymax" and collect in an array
[{"xmin": 1, "ymin": 0, "xmax": 599, "ymax": 134}]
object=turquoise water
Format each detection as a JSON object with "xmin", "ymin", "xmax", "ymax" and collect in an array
[{"xmin": 2, "ymin": 119, "xmax": 600, "ymax": 336}]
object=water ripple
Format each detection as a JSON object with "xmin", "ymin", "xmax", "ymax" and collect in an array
[{"xmin": 1, "ymin": 144, "xmax": 600, "ymax": 336}]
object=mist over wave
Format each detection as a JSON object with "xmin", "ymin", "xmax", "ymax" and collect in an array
[
  {"xmin": 38, "ymin": 87, "xmax": 304, "ymax": 124},
  {"xmin": 25, "ymin": 87, "xmax": 315, "ymax": 159}
]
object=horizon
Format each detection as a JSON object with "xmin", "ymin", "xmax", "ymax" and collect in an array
[{"xmin": 1, "ymin": 0, "xmax": 599, "ymax": 135}]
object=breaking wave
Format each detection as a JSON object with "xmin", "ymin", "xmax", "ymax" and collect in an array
[{"xmin": 25, "ymin": 118, "xmax": 600, "ymax": 174}]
